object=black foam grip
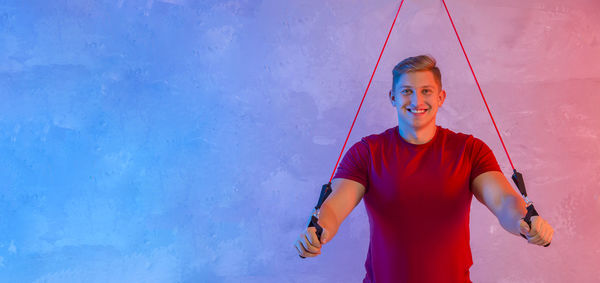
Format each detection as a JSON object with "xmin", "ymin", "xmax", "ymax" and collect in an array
[
  {"xmin": 520, "ymin": 204, "xmax": 550, "ymax": 247},
  {"xmin": 315, "ymin": 182, "xmax": 332, "ymax": 210},
  {"xmin": 299, "ymin": 216, "xmax": 323, "ymax": 259},
  {"xmin": 308, "ymin": 215, "xmax": 323, "ymax": 241}
]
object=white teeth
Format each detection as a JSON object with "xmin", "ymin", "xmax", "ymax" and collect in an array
[{"xmin": 408, "ymin": 109, "xmax": 427, "ymax": 113}]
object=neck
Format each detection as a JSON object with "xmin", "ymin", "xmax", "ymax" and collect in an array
[{"xmin": 397, "ymin": 122, "xmax": 437, "ymax": 145}]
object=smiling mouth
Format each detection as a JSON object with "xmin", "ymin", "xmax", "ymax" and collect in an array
[{"xmin": 407, "ymin": 108, "xmax": 428, "ymax": 114}]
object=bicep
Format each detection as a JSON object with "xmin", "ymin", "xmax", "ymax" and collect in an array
[
  {"xmin": 471, "ymin": 171, "xmax": 520, "ymax": 216},
  {"xmin": 323, "ymin": 178, "xmax": 366, "ymax": 223}
]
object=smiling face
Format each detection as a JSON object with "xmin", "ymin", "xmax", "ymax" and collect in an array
[{"xmin": 389, "ymin": 70, "xmax": 446, "ymax": 131}]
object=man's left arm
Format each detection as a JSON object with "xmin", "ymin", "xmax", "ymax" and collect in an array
[{"xmin": 471, "ymin": 171, "xmax": 554, "ymax": 246}]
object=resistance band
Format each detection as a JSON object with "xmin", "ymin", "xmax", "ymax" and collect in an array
[
  {"xmin": 305, "ymin": 0, "xmax": 549, "ymax": 252},
  {"xmin": 439, "ymin": 0, "xmax": 548, "ymax": 246},
  {"xmin": 306, "ymin": 0, "xmax": 405, "ymax": 245}
]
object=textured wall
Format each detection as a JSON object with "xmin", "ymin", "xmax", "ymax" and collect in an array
[{"xmin": 1, "ymin": 0, "xmax": 599, "ymax": 282}]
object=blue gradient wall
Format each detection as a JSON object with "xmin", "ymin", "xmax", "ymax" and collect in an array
[{"xmin": 1, "ymin": 0, "xmax": 599, "ymax": 282}]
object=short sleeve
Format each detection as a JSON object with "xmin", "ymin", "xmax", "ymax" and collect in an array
[
  {"xmin": 469, "ymin": 137, "xmax": 502, "ymax": 186},
  {"xmin": 332, "ymin": 139, "xmax": 371, "ymax": 190}
]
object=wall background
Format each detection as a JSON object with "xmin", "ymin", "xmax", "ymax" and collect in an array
[{"xmin": 1, "ymin": 0, "xmax": 599, "ymax": 282}]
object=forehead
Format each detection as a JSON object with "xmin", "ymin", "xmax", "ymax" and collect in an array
[{"xmin": 397, "ymin": 71, "xmax": 438, "ymax": 88}]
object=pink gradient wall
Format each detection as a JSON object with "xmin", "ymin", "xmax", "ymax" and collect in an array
[{"xmin": 274, "ymin": 0, "xmax": 600, "ymax": 282}]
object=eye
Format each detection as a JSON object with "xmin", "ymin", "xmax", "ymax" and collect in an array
[
  {"xmin": 423, "ymin": 89, "xmax": 432, "ymax": 94},
  {"xmin": 401, "ymin": 89, "xmax": 412, "ymax": 95}
]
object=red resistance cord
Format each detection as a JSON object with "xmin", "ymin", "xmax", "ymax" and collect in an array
[
  {"xmin": 440, "ymin": 0, "xmax": 515, "ymax": 171},
  {"xmin": 328, "ymin": 0, "xmax": 515, "ymax": 183},
  {"xmin": 328, "ymin": 0, "xmax": 405, "ymax": 182}
]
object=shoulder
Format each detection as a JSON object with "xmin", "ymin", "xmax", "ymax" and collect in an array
[
  {"xmin": 342, "ymin": 127, "xmax": 397, "ymax": 158},
  {"xmin": 439, "ymin": 126, "xmax": 470, "ymax": 141},
  {"xmin": 438, "ymin": 126, "xmax": 485, "ymax": 147},
  {"xmin": 360, "ymin": 126, "xmax": 397, "ymax": 147},
  {"xmin": 436, "ymin": 126, "xmax": 495, "ymax": 159}
]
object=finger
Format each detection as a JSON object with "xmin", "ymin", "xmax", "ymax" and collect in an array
[
  {"xmin": 302, "ymin": 234, "xmax": 321, "ymax": 254},
  {"xmin": 540, "ymin": 229, "xmax": 551, "ymax": 246},
  {"xmin": 541, "ymin": 225, "xmax": 554, "ymax": 246},
  {"xmin": 320, "ymin": 228, "xmax": 329, "ymax": 244},
  {"xmin": 305, "ymin": 227, "xmax": 321, "ymax": 248},
  {"xmin": 296, "ymin": 241, "xmax": 314, "ymax": 258},
  {"xmin": 300, "ymin": 234, "xmax": 320, "ymax": 254},
  {"xmin": 547, "ymin": 228, "xmax": 554, "ymax": 244},
  {"xmin": 525, "ymin": 231, "xmax": 538, "ymax": 244},
  {"xmin": 519, "ymin": 219, "xmax": 530, "ymax": 235},
  {"xmin": 296, "ymin": 240, "xmax": 318, "ymax": 257},
  {"xmin": 533, "ymin": 217, "xmax": 544, "ymax": 234},
  {"xmin": 527, "ymin": 225, "xmax": 538, "ymax": 237},
  {"xmin": 530, "ymin": 222, "xmax": 545, "ymax": 242},
  {"xmin": 535, "ymin": 219, "xmax": 552, "ymax": 245},
  {"xmin": 527, "ymin": 225, "xmax": 543, "ymax": 244},
  {"xmin": 539, "ymin": 224, "xmax": 550, "ymax": 240},
  {"xmin": 530, "ymin": 234, "xmax": 544, "ymax": 245},
  {"xmin": 531, "ymin": 226, "xmax": 548, "ymax": 245},
  {"xmin": 536, "ymin": 236, "xmax": 546, "ymax": 246},
  {"xmin": 530, "ymin": 215, "xmax": 538, "ymax": 225},
  {"xmin": 295, "ymin": 243, "xmax": 305, "ymax": 258}
]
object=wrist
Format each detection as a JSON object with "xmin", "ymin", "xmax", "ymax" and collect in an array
[{"xmin": 317, "ymin": 204, "xmax": 340, "ymax": 233}]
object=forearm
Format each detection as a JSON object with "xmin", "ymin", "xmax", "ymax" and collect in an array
[
  {"xmin": 317, "ymin": 202, "xmax": 341, "ymax": 237},
  {"xmin": 314, "ymin": 178, "xmax": 365, "ymax": 241},
  {"xmin": 497, "ymin": 194, "xmax": 528, "ymax": 236}
]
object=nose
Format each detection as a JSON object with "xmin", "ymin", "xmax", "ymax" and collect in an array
[{"xmin": 411, "ymin": 91, "xmax": 425, "ymax": 106}]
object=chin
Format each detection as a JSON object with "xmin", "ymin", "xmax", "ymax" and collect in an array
[{"xmin": 408, "ymin": 119, "xmax": 433, "ymax": 128}]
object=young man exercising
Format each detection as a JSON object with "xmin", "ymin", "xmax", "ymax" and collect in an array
[{"xmin": 294, "ymin": 55, "xmax": 554, "ymax": 282}]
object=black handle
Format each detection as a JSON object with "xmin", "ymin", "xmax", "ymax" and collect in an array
[
  {"xmin": 308, "ymin": 215, "xmax": 323, "ymax": 241},
  {"xmin": 299, "ymin": 183, "xmax": 332, "ymax": 258},
  {"xmin": 299, "ymin": 216, "xmax": 324, "ymax": 259},
  {"xmin": 307, "ymin": 182, "xmax": 332, "ymax": 242},
  {"xmin": 512, "ymin": 170, "xmax": 550, "ymax": 247},
  {"xmin": 520, "ymin": 204, "xmax": 550, "ymax": 247}
]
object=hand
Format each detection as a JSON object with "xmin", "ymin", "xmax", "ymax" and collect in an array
[
  {"xmin": 519, "ymin": 215, "xmax": 553, "ymax": 246},
  {"xmin": 295, "ymin": 222, "xmax": 330, "ymax": 258}
]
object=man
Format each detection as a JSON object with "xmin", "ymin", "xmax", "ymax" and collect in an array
[{"xmin": 294, "ymin": 55, "xmax": 554, "ymax": 282}]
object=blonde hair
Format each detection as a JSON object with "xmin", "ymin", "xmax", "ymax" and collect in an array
[{"xmin": 392, "ymin": 55, "xmax": 442, "ymax": 91}]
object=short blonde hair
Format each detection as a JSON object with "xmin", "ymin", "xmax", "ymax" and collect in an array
[{"xmin": 392, "ymin": 55, "xmax": 442, "ymax": 91}]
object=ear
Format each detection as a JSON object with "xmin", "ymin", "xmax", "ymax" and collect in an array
[
  {"xmin": 389, "ymin": 90, "xmax": 395, "ymax": 106},
  {"xmin": 438, "ymin": 90, "xmax": 446, "ymax": 107}
]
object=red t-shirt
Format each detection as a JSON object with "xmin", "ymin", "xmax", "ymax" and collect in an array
[{"xmin": 332, "ymin": 125, "xmax": 501, "ymax": 283}]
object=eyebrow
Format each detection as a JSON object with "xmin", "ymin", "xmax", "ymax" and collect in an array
[{"xmin": 400, "ymin": 85, "xmax": 435, "ymax": 88}]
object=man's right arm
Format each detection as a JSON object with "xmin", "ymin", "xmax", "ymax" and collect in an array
[
  {"xmin": 318, "ymin": 178, "xmax": 367, "ymax": 240},
  {"xmin": 295, "ymin": 177, "xmax": 366, "ymax": 258}
]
